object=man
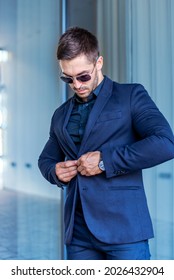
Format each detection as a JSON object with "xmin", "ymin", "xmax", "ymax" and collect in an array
[{"xmin": 38, "ymin": 27, "xmax": 174, "ymax": 260}]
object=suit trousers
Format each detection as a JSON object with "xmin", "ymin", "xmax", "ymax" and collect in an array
[{"xmin": 66, "ymin": 206, "xmax": 151, "ymax": 260}]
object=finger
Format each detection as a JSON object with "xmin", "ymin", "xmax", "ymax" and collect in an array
[
  {"xmin": 63, "ymin": 165, "xmax": 78, "ymax": 173},
  {"xmin": 58, "ymin": 170, "xmax": 78, "ymax": 182},
  {"xmin": 56, "ymin": 163, "xmax": 77, "ymax": 174},
  {"xmin": 56, "ymin": 166, "xmax": 77, "ymax": 178},
  {"xmin": 59, "ymin": 160, "xmax": 77, "ymax": 168},
  {"xmin": 79, "ymin": 166, "xmax": 102, "ymax": 176},
  {"xmin": 77, "ymin": 153, "xmax": 89, "ymax": 166},
  {"xmin": 77, "ymin": 165, "xmax": 83, "ymax": 172}
]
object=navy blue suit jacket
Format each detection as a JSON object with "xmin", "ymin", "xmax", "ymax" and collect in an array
[{"xmin": 38, "ymin": 76, "xmax": 174, "ymax": 245}]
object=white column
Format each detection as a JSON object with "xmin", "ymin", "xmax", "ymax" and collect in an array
[
  {"xmin": 126, "ymin": 0, "xmax": 174, "ymax": 259},
  {"xmin": 97, "ymin": 0, "xmax": 128, "ymax": 82}
]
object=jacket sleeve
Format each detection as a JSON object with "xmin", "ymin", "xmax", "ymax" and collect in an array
[
  {"xmin": 38, "ymin": 114, "xmax": 66, "ymax": 188},
  {"xmin": 102, "ymin": 84, "xmax": 174, "ymax": 178}
]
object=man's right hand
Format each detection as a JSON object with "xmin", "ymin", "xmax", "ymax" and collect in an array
[{"xmin": 55, "ymin": 160, "xmax": 78, "ymax": 183}]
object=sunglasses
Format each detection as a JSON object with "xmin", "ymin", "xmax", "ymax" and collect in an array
[
  {"xmin": 60, "ymin": 73, "xmax": 92, "ymax": 84},
  {"xmin": 60, "ymin": 60, "xmax": 97, "ymax": 84}
]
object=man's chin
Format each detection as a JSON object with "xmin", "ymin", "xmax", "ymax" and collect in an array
[{"xmin": 76, "ymin": 91, "xmax": 90, "ymax": 97}]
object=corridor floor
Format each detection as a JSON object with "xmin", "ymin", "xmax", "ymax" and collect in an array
[{"xmin": 0, "ymin": 188, "xmax": 62, "ymax": 260}]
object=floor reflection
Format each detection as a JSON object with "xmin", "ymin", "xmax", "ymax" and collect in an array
[{"xmin": 0, "ymin": 189, "xmax": 61, "ymax": 259}]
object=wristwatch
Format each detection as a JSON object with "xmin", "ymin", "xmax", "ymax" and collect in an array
[
  {"xmin": 98, "ymin": 153, "xmax": 105, "ymax": 171},
  {"xmin": 98, "ymin": 160, "xmax": 105, "ymax": 171}
]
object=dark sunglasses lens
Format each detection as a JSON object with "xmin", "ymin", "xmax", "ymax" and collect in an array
[
  {"xmin": 60, "ymin": 74, "xmax": 91, "ymax": 83},
  {"xmin": 77, "ymin": 74, "xmax": 91, "ymax": 82},
  {"xmin": 60, "ymin": 76, "xmax": 73, "ymax": 83}
]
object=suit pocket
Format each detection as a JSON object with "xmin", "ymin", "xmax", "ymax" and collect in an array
[
  {"xmin": 108, "ymin": 186, "xmax": 141, "ymax": 190},
  {"xmin": 97, "ymin": 111, "xmax": 122, "ymax": 122}
]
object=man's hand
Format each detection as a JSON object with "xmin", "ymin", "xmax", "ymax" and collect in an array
[
  {"xmin": 77, "ymin": 151, "xmax": 103, "ymax": 176},
  {"xmin": 55, "ymin": 160, "xmax": 78, "ymax": 183}
]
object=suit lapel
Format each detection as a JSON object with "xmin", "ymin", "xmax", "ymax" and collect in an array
[
  {"xmin": 63, "ymin": 98, "xmax": 78, "ymax": 156},
  {"xmin": 79, "ymin": 77, "xmax": 113, "ymax": 154}
]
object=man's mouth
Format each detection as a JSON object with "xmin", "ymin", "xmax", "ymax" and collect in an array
[{"xmin": 74, "ymin": 87, "xmax": 88, "ymax": 93}]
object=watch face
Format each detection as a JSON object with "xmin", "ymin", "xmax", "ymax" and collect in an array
[{"xmin": 99, "ymin": 160, "xmax": 105, "ymax": 171}]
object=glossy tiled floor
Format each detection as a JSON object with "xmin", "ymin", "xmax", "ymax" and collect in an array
[{"xmin": 0, "ymin": 189, "xmax": 62, "ymax": 260}]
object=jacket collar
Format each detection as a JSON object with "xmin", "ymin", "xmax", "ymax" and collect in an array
[
  {"xmin": 63, "ymin": 76, "xmax": 114, "ymax": 157},
  {"xmin": 79, "ymin": 76, "xmax": 113, "ymax": 155}
]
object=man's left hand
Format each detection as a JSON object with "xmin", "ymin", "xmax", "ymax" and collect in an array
[{"xmin": 77, "ymin": 151, "xmax": 103, "ymax": 176}]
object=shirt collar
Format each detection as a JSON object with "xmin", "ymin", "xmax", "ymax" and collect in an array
[
  {"xmin": 74, "ymin": 77, "xmax": 105, "ymax": 103},
  {"xmin": 93, "ymin": 77, "xmax": 105, "ymax": 97}
]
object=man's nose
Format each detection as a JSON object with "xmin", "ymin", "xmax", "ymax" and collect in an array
[{"xmin": 72, "ymin": 78, "xmax": 82, "ymax": 89}]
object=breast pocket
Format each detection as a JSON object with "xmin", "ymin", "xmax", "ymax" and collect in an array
[{"xmin": 97, "ymin": 111, "xmax": 122, "ymax": 122}]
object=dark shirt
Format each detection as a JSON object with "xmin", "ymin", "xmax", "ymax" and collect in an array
[
  {"xmin": 67, "ymin": 78, "xmax": 105, "ymax": 149},
  {"xmin": 67, "ymin": 78, "xmax": 105, "ymax": 212}
]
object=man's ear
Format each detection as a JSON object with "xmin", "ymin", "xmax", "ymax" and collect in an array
[{"xmin": 96, "ymin": 56, "xmax": 103, "ymax": 71}]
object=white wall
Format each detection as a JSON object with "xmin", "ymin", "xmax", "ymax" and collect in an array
[
  {"xmin": 127, "ymin": 0, "xmax": 174, "ymax": 260},
  {"xmin": 0, "ymin": 0, "xmax": 64, "ymax": 198}
]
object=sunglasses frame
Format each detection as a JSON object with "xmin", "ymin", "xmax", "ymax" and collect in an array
[
  {"xmin": 60, "ymin": 73, "xmax": 92, "ymax": 84},
  {"xmin": 60, "ymin": 58, "xmax": 98, "ymax": 84}
]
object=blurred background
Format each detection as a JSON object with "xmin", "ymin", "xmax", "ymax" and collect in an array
[{"xmin": 0, "ymin": 0, "xmax": 173, "ymax": 260}]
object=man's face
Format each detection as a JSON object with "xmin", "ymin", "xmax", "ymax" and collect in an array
[{"xmin": 59, "ymin": 54, "xmax": 103, "ymax": 102}]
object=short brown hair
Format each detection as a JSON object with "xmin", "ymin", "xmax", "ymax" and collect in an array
[{"xmin": 57, "ymin": 26, "xmax": 99, "ymax": 63}]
